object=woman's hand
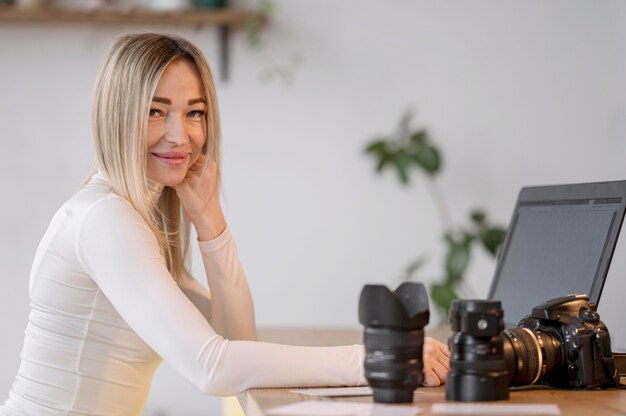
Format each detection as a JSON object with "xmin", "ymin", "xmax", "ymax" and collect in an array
[
  {"xmin": 422, "ymin": 337, "xmax": 450, "ymax": 386},
  {"xmin": 172, "ymin": 154, "xmax": 226, "ymax": 241}
]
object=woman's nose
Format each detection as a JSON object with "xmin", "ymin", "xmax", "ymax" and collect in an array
[{"xmin": 164, "ymin": 116, "xmax": 188, "ymax": 145}]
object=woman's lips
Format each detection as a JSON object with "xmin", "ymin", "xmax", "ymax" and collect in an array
[{"xmin": 152, "ymin": 152, "xmax": 189, "ymax": 166}]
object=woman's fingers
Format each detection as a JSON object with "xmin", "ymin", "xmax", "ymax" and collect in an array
[
  {"xmin": 422, "ymin": 337, "xmax": 450, "ymax": 386},
  {"xmin": 423, "ymin": 357, "xmax": 448, "ymax": 386},
  {"xmin": 425, "ymin": 337, "xmax": 449, "ymax": 358},
  {"xmin": 186, "ymin": 153, "xmax": 205, "ymax": 174},
  {"xmin": 194, "ymin": 153, "xmax": 206, "ymax": 166},
  {"xmin": 172, "ymin": 152, "xmax": 222, "ymax": 230}
]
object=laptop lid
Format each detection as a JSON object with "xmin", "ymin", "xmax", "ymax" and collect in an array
[{"xmin": 487, "ymin": 180, "xmax": 626, "ymax": 329}]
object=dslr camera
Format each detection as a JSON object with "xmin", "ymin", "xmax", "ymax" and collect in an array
[{"xmin": 447, "ymin": 294, "xmax": 621, "ymax": 401}]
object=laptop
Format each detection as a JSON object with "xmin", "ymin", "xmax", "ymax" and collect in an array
[{"xmin": 486, "ymin": 180, "xmax": 626, "ymax": 374}]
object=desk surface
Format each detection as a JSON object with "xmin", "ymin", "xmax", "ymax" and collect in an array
[
  {"xmin": 239, "ymin": 385, "xmax": 626, "ymax": 416},
  {"xmin": 241, "ymin": 328, "xmax": 626, "ymax": 416}
]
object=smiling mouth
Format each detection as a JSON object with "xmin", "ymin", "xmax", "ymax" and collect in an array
[{"xmin": 152, "ymin": 153, "xmax": 189, "ymax": 166}]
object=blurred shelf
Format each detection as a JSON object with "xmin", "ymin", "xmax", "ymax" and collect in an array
[
  {"xmin": 0, "ymin": 6, "xmax": 267, "ymax": 81},
  {"xmin": 0, "ymin": 6, "xmax": 260, "ymax": 26}
]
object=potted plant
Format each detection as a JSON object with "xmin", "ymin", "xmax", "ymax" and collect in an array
[{"xmin": 364, "ymin": 110, "xmax": 506, "ymax": 316}]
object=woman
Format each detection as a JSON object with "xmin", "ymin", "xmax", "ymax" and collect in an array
[{"xmin": 0, "ymin": 34, "xmax": 449, "ymax": 415}]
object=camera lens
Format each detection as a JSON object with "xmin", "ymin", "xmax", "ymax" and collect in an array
[
  {"xmin": 363, "ymin": 327, "xmax": 424, "ymax": 403},
  {"xmin": 502, "ymin": 327, "xmax": 563, "ymax": 386},
  {"xmin": 359, "ymin": 282, "xmax": 430, "ymax": 403},
  {"xmin": 446, "ymin": 300, "xmax": 509, "ymax": 401}
]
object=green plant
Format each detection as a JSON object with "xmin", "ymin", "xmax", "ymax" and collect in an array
[
  {"xmin": 243, "ymin": 0, "xmax": 302, "ymax": 85},
  {"xmin": 243, "ymin": 0, "xmax": 275, "ymax": 49},
  {"xmin": 364, "ymin": 110, "xmax": 506, "ymax": 315}
]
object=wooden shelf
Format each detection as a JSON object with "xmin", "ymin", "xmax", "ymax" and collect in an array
[
  {"xmin": 0, "ymin": 6, "xmax": 260, "ymax": 27},
  {"xmin": 0, "ymin": 6, "xmax": 267, "ymax": 81}
]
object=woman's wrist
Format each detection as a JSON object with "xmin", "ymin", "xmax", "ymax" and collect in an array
[{"xmin": 193, "ymin": 206, "xmax": 227, "ymax": 241}]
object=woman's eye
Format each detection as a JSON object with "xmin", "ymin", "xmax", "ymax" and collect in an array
[
  {"xmin": 148, "ymin": 109, "xmax": 160, "ymax": 117},
  {"xmin": 188, "ymin": 110, "xmax": 206, "ymax": 118}
]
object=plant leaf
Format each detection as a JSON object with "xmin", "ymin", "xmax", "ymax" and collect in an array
[
  {"xmin": 445, "ymin": 237, "xmax": 471, "ymax": 282},
  {"xmin": 392, "ymin": 151, "xmax": 411, "ymax": 184},
  {"xmin": 364, "ymin": 140, "xmax": 388, "ymax": 155},
  {"xmin": 481, "ymin": 227, "xmax": 506, "ymax": 256},
  {"xmin": 412, "ymin": 144, "xmax": 440, "ymax": 174},
  {"xmin": 410, "ymin": 130, "xmax": 428, "ymax": 145},
  {"xmin": 430, "ymin": 282, "xmax": 458, "ymax": 314},
  {"xmin": 364, "ymin": 140, "xmax": 393, "ymax": 173},
  {"xmin": 470, "ymin": 210, "xmax": 486, "ymax": 226},
  {"xmin": 259, "ymin": 0, "xmax": 275, "ymax": 15},
  {"xmin": 376, "ymin": 152, "xmax": 391, "ymax": 172},
  {"xmin": 244, "ymin": 17, "xmax": 262, "ymax": 48}
]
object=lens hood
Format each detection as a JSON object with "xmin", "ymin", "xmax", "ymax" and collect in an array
[{"xmin": 359, "ymin": 282, "xmax": 430, "ymax": 330}]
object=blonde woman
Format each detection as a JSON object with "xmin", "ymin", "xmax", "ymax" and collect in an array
[{"xmin": 0, "ymin": 34, "xmax": 449, "ymax": 415}]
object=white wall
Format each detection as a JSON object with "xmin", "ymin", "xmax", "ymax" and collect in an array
[{"xmin": 1, "ymin": 1, "xmax": 626, "ymax": 414}]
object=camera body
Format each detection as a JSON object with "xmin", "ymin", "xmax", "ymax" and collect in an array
[
  {"xmin": 447, "ymin": 294, "xmax": 620, "ymax": 402},
  {"xmin": 512, "ymin": 294, "xmax": 619, "ymax": 389}
]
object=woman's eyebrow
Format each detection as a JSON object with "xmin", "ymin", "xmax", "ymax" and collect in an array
[
  {"xmin": 151, "ymin": 97, "xmax": 206, "ymax": 105},
  {"xmin": 188, "ymin": 98, "xmax": 207, "ymax": 105},
  {"xmin": 152, "ymin": 97, "xmax": 171, "ymax": 104}
]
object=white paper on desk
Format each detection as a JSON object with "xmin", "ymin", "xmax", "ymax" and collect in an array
[
  {"xmin": 290, "ymin": 386, "xmax": 374, "ymax": 397},
  {"xmin": 290, "ymin": 386, "xmax": 425, "ymax": 397},
  {"xmin": 431, "ymin": 403, "xmax": 560, "ymax": 415},
  {"xmin": 265, "ymin": 399, "xmax": 422, "ymax": 415}
]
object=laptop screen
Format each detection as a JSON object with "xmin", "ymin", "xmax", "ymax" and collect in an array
[{"xmin": 488, "ymin": 181, "xmax": 626, "ymax": 328}]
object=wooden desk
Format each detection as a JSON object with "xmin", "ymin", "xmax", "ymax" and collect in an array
[
  {"xmin": 239, "ymin": 328, "xmax": 626, "ymax": 416},
  {"xmin": 239, "ymin": 384, "xmax": 626, "ymax": 416}
]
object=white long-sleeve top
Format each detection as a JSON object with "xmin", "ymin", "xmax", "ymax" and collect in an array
[{"xmin": 0, "ymin": 173, "xmax": 365, "ymax": 416}]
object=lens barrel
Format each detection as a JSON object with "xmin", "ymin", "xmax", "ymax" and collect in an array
[
  {"xmin": 502, "ymin": 327, "xmax": 562, "ymax": 386},
  {"xmin": 446, "ymin": 300, "xmax": 509, "ymax": 401},
  {"xmin": 363, "ymin": 327, "xmax": 424, "ymax": 403}
]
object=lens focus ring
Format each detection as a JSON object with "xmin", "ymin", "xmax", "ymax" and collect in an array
[
  {"xmin": 503, "ymin": 328, "xmax": 541, "ymax": 386},
  {"xmin": 364, "ymin": 328, "xmax": 424, "ymax": 348}
]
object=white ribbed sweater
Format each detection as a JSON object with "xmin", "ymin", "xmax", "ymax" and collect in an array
[{"xmin": 0, "ymin": 173, "xmax": 364, "ymax": 416}]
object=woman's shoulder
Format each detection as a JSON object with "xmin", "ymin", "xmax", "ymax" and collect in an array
[{"xmin": 67, "ymin": 173, "xmax": 138, "ymax": 226}]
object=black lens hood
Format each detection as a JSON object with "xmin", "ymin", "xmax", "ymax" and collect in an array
[{"xmin": 359, "ymin": 282, "xmax": 430, "ymax": 330}]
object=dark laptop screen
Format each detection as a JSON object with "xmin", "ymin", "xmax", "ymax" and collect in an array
[{"xmin": 490, "ymin": 197, "xmax": 622, "ymax": 326}]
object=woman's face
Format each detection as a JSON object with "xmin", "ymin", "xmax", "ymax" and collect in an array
[{"xmin": 147, "ymin": 59, "xmax": 207, "ymax": 186}]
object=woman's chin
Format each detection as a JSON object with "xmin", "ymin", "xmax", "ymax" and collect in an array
[{"xmin": 148, "ymin": 172, "xmax": 186, "ymax": 188}]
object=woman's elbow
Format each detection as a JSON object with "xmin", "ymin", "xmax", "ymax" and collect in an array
[{"xmin": 196, "ymin": 378, "xmax": 247, "ymax": 397}]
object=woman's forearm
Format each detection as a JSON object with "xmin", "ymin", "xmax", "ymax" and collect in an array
[{"xmin": 198, "ymin": 228, "xmax": 257, "ymax": 341}]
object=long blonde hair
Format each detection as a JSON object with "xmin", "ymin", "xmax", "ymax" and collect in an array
[{"xmin": 91, "ymin": 33, "xmax": 221, "ymax": 282}]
